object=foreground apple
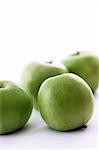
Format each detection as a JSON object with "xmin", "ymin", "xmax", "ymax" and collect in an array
[
  {"xmin": 38, "ymin": 73, "xmax": 94, "ymax": 131},
  {"xmin": 62, "ymin": 52, "xmax": 99, "ymax": 93},
  {"xmin": 20, "ymin": 61, "xmax": 68, "ymax": 109},
  {"xmin": 0, "ymin": 81, "xmax": 33, "ymax": 134}
]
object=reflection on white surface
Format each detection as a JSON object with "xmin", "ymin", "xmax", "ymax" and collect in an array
[{"xmin": 0, "ymin": 89, "xmax": 98, "ymax": 148}]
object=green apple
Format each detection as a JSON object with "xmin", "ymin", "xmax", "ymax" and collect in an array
[
  {"xmin": 20, "ymin": 61, "xmax": 68, "ymax": 109},
  {"xmin": 0, "ymin": 81, "xmax": 33, "ymax": 134},
  {"xmin": 62, "ymin": 52, "xmax": 99, "ymax": 93},
  {"xmin": 38, "ymin": 73, "xmax": 94, "ymax": 131}
]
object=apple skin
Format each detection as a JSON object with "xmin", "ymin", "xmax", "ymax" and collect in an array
[
  {"xmin": 0, "ymin": 81, "xmax": 33, "ymax": 134},
  {"xmin": 20, "ymin": 61, "xmax": 68, "ymax": 109},
  {"xmin": 38, "ymin": 73, "xmax": 94, "ymax": 131},
  {"xmin": 62, "ymin": 52, "xmax": 99, "ymax": 93}
]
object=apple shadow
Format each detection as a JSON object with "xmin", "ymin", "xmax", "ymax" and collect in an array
[
  {"xmin": 46, "ymin": 124, "xmax": 87, "ymax": 133},
  {"xmin": 0, "ymin": 123, "xmax": 33, "ymax": 136},
  {"xmin": 0, "ymin": 123, "xmax": 88, "ymax": 136},
  {"xmin": 30, "ymin": 124, "xmax": 88, "ymax": 134}
]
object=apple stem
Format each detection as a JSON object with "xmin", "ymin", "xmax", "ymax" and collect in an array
[
  {"xmin": 45, "ymin": 60, "xmax": 53, "ymax": 64},
  {"xmin": 76, "ymin": 51, "xmax": 80, "ymax": 55},
  {"xmin": 71, "ymin": 51, "xmax": 80, "ymax": 56}
]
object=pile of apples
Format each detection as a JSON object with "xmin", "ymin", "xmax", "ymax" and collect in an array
[{"xmin": 0, "ymin": 51, "xmax": 99, "ymax": 134}]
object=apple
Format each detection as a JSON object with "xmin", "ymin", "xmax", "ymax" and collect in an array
[
  {"xmin": 62, "ymin": 52, "xmax": 99, "ymax": 93},
  {"xmin": 20, "ymin": 61, "xmax": 68, "ymax": 109},
  {"xmin": 0, "ymin": 80, "xmax": 33, "ymax": 134},
  {"xmin": 38, "ymin": 73, "xmax": 94, "ymax": 131}
]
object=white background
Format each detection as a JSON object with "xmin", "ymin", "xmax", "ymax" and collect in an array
[{"xmin": 0, "ymin": 0, "xmax": 99, "ymax": 150}]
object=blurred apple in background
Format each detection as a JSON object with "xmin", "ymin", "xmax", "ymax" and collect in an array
[
  {"xmin": 62, "ymin": 52, "xmax": 99, "ymax": 93},
  {"xmin": 20, "ymin": 61, "xmax": 68, "ymax": 109}
]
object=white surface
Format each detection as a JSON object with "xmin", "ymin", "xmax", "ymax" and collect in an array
[
  {"xmin": 0, "ymin": 90, "xmax": 98, "ymax": 149},
  {"xmin": 0, "ymin": 0, "xmax": 98, "ymax": 84},
  {"xmin": 0, "ymin": 0, "xmax": 98, "ymax": 149}
]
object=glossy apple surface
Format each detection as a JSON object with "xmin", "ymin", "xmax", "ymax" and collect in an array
[
  {"xmin": 0, "ymin": 81, "xmax": 33, "ymax": 134},
  {"xmin": 21, "ymin": 61, "xmax": 68, "ymax": 109},
  {"xmin": 62, "ymin": 52, "xmax": 99, "ymax": 93},
  {"xmin": 38, "ymin": 73, "xmax": 94, "ymax": 131}
]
